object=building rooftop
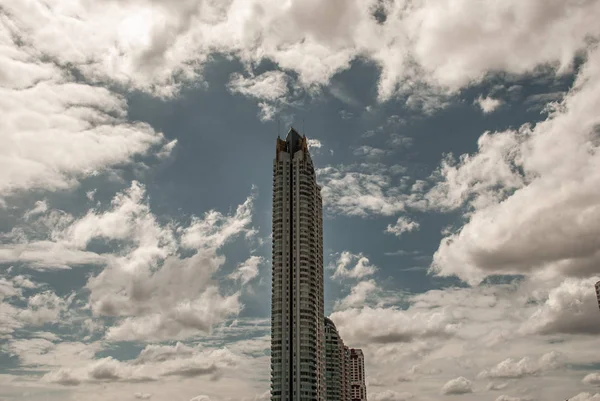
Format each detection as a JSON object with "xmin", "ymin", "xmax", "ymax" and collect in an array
[{"xmin": 285, "ymin": 126, "xmax": 304, "ymax": 154}]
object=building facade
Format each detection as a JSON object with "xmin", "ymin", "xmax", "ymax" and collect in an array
[
  {"xmin": 271, "ymin": 128, "xmax": 325, "ymax": 401},
  {"xmin": 342, "ymin": 346, "xmax": 352, "ymax": 401},
  {"xmin": 596, "ymin": 281, "xmax": 600, "ymax": 311},
  {"xmin": 348, "ymin": 348, "xmax": 367, "ymax": 401},
  {"xmin": 324, "ymin": 317, "xmax": 346, "ymax": 401}
]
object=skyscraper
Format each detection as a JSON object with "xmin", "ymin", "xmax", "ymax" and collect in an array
[
  {"xmin": 595, "ymin": 280, "xmax": 600, "ymax": 311},
  {"xmin": 349, "ymin": 348, "xmax": 367, "ymax": 401},
  {"xmin": 271, "ymin": 128, "xmax": 325, "ymax": 401}
]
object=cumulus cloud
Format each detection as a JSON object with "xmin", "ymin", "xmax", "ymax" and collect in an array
[
  {"xmin": 42, "ymin": 343, "xmax": 238, "ymax": 386},
  {"xmin": 85, "ymin": 186, "xmax": 255, "ymax": 342},
  {"xmin": 495, "ymin": 396, "xmax": 531, "ymax": 401},
  {"xmin": 569, "ymin": 394, "xmax": 600, "ymax": 401},
  {"xmin": 8, "ymin": 339, "xmax": 101, "ymax": 368},
  {"xmin": 228, "ymin": 71, "xmax": 290, "ymax": 120},
  {"xmin": 228, "ymin": 256, "xmax": 263, "ymax": 285},
  {"xmin": 385, "ymin": 216, "xmax": 420, "ymax": 237},
  {"xmin": 1, "ymin": 182, "xmax": 257, "ymax": 342},
  {"xmin": 189, "ymin": 396, "xmax": 211, "ymax": 401},
  {"xmin": 318, "ymin": 164, "xmax": 425, "ymax": 217},
  {"xmin": 0, "ymin": 282, "xmax": 70, "ymax": 336},
  {"xmin": 18, "ymin": 291, "xmax": 70, "ymax": 326},
  {"xmin": 331, "ymin": 305, "xmax": 456, "ymax": 345},
  {"xmin": 0, "ymin": 78, "xmax": 169, "ymax": 198},
  {"xmin": 23, "ymin": 201, "xmax": 49, "ymax": 220},
  {"xmin": 2, "ymin": 0, "xmax": 599, "ymax": 120},
  {"xmin": 441, "ymin": 376, "xmax": 472, "ymax": 395},
  {"xmin": 524, "ymin": 91, "xmax": 566, "ymax": 112},
  {"xmin": 0, "ymin": 18, "xmax": 172, "ymax": 199},
  {"xmin": 307, "ymin": 139, "xmax": 323, "ymax": 149},
  {"xmin": 583, "ymin": 373, "xmax": 600, "ymax": 386},
  {"xmin": 474, "ymin": 95, "xmax": 503, "ymax": 113},
  {"xmin": 353, "ymin": 146, "xmax": 388, "ymax": 160},
  {"xmin": 228, "ymin": 71, "xmax": 289, "ymax": 102},
  {"xmin": 334, "ymin": 280, "xmax": 379, "ymax": 310},
  {"xmin": 370, "ymin": 390, "xmax": 413, "ymax": 401},
  {"xmin": 478, "ymin": 352, "xmax": 564, "ymax": 379},
  {"xmin": 331, "ymin": 251, "xmax": 377, "ymax": 279},
  {"xmin": 522, "ymin": 278, "xmax": 600, "ymax": 336},
  {"xmin": 487, "ymin": 382, "xmax": 509, "ymax": 391},
  {"xmin": 0, "ymin": 278, "xmax": 21, "ymax": 301},
  {"xmin": 388, "ymin": 134, "xmax": 413, "ymax": 149},
  {"xmin": 429, "ymin": 45, "xmax": 600, "ymax": 285}
]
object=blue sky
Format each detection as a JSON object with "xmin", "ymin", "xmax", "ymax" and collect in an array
[{"xmin": 1, "ymin": 1, "xmax": 600, "ymax": 401}]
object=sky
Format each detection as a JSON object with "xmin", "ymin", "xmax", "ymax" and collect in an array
[{"xmin": 1, "ymin": 0, "xmax": 600, "ymax": 400}]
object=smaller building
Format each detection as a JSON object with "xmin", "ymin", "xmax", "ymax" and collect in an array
[
  {"xmin": 323, "ymin": 318, "xmax": 367, "ymax": 401},
  {"xmin": 342, "ymin": 346, "xmax": 351, "ymax": 401},
  {"xmin": 325, "ymin": 318, "xmax": 345, "ymax": 401},
  {"xmin": 348, "ymin": 348, "xmax": 367, "ymax": 401}
]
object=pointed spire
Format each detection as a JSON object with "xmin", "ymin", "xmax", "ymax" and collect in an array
[{"xmin": 286, "ymin": 126, "xmax": 304, "ymax": 154}]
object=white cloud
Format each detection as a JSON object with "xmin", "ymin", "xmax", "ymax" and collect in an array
[
  {"xmin": 228, "ymin": 71, "xmax": 290, "ymax": 120},
  {"xmin": 190, "ymin": 396, "xmax": 211, "ymax": 401},
  {"xmin": 389, "ymin": 134, "xmax": 413, "ymax": 148},
  {"xmin": 331, "ymin": 304, "xmax": 456, "ymax": 345},
  {"xmin": 1, "ymin": 182, "xmax": 257, "ymax": 342},
  {"xmin": 318, "ymin": 164, "xmax": 425, "ymax": 217},
  {"xmin": 353, "ymin": 146, "xmax": 388, "ymax": 160},
  {"xmin": 0, "ymin": 24, "xmax": 171, "ymax": 199},
  {"xmin": 135, "ymin": 393, "xmax": 153, "ymax": 400},
  {"xmin": 12, "ymin": 275, "xmax": 38, "ymax": 289},
  {"xmin": 104, "ymin": 287, "xmax": 241, "ymax": 342},
  {"xmin": 330, "ymin": 82, "xmax": 361, "ymax": 107},
  {"xmin": 331, "ymin": 251, "xmax": 377, "ymax": 279},
  {"xmin": 326, "ymin": 275, "xmax": 600, "ymax": 401},
  {"xmin": 524, "ymin": 91, "xmax": 566, "ymax": 112},
  {"xmin": 2, "ymin": 0, "xmax": 599, "ymax": 117},
  {"xmin": 385, "ymin": 216, "xmax": 420, "ymax": 237},
  {"xmin": 228, "ymin": 256, "xmax": 263, "ymax": 285},
  {"xmin": 583, "ymin": 373, "xmax": 600, "ymax": 386},
  {"xmin": 569, "ymin": 394, "xmax": 600, "ymax": 401},
  {"xmin": 487, "ymin": 382, "xmax": 508, "ymax": 391},
  {"xmin": 0, "ymin": 78, "xmax": 169, "ymax": 198},
  {"xmin": 23, "ymin": 201, "xmax": 48, "ymax": 220},
  {"xmin": 228, "ymin": 71, "xmax": 289, "ymax": 102},
  {"xmin": 0, "ymin": 278, "xmax": 21, "ymax": 301},
  {"xmin": 307, "ymin": 139, "xmax": 323, "ymax": 149},
  {"xmin": 478, "ymin": 352, "xmax": 564, "ymax": 379},
  {"xmin": 429, "ymin": 45, "xmax": 600, "ymax": 285},
  {"xmin": 495, "ymin": 396, "xmax": 531, "ymax": 401},
  {"xmin": 18, "ymin": 291, "xmax": 70, "ymax": 326},
  {"xmin": 41, "ymin": 343, "xmax": 238, "ymax": 386},
  {"xmin": 522, "ymin": 277, "xmax": 600, "ymax": 336},
  {"xmin": 334, "ymin": 279, "xmax": 378, "ymax": 310},
  {"xmin": 441, "ymin": 376, "xmax": 472, "ymax": 395},
  {"xmin": 8, "ymin": 339, "xmax": 101, "ymax": 368},
  {"xmin": 474, "ymin": 95, "xmax": 503, "ymax": 113},
  {"xmin": 370, "ymin": 390, "xmax": 413, "ymax": 401},
  {"xmin": 90, "ymin": 186, "xmax": 256, "ymax": 342}
]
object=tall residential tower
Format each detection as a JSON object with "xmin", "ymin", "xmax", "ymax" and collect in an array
[{"xmin": 271, "ymin": 128, "xmax": 325, "ymax": 401}]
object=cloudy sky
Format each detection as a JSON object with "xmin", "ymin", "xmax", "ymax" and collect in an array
[{"xmin": 1, "ymin": 1, "xmax": 600, "ymax": 400}]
